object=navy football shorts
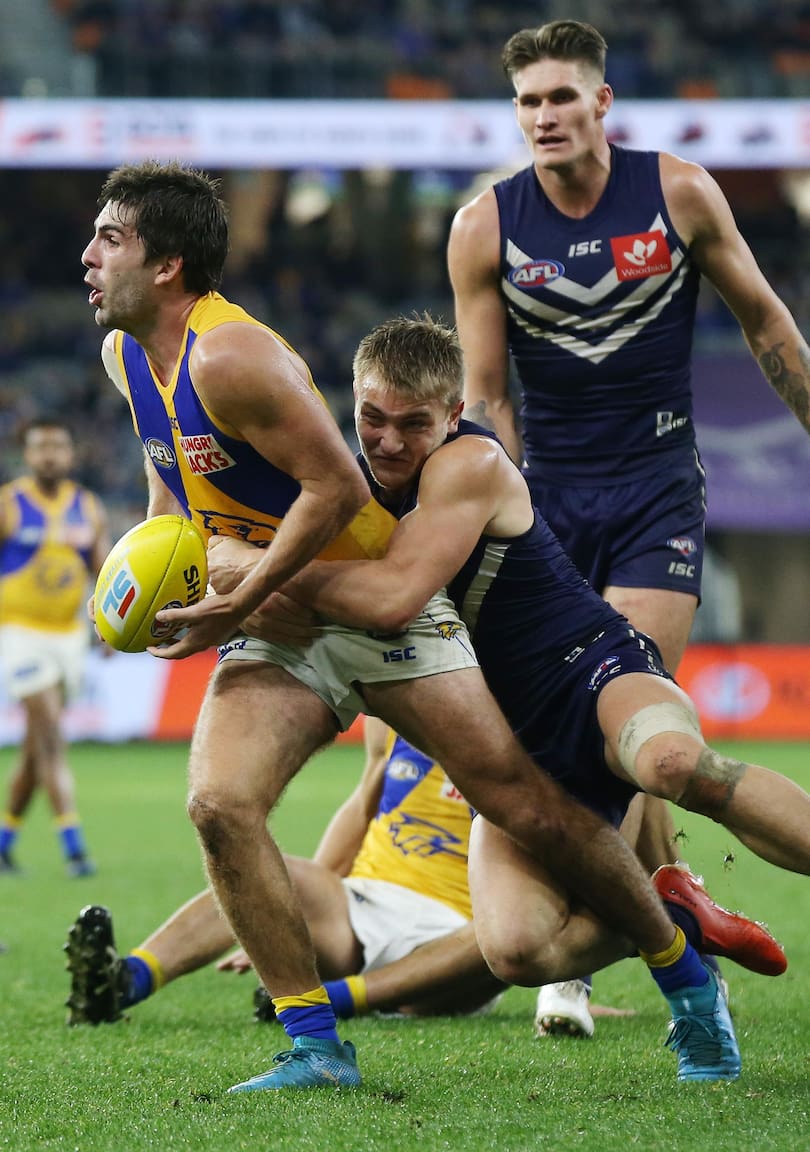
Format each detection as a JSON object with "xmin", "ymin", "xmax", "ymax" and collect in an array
[
  {"xmin": 526, "ymin": 459, "xmax": 706, "ymax": 600},
  {"xmin": 513, "ymin": 621, "xmax": 673, "ymax": 827}
]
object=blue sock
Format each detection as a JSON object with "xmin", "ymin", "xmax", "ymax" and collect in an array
[
  {"xmin": 665, "ymin": 902, "xmax": 702, "ymax": 948},
  {"xmin": 651, "ymin": 942, "xmax": 710, "ymax": 996},
  {"xmin": 58, "ymin": 822, "xmax": 87, "ymax": 861},
  {"xmin": 323, "ymin": 979, "xmax": 355, "ymax": 1019},
  {"xmin": 0, "ymin": 824, "xmax": 19, "ymax": 855},
  {"xmin": 663, "ymin": 903, "xmax": 724, "ymax": 985},
  {"xmin": 274, "ymin": 1003, "xmax": 339, "ymax": 1044},
  {"xmin": 123, "ymin": 955, "xmax": 154, "ymax": 1008}
]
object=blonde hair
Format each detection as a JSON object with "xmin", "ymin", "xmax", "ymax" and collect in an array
[{"xmin": 353, "ymin": 314, "xmax": 463, "ymax": 408}]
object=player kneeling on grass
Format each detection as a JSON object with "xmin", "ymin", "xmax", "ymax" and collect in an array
[
  {"xmin": 210, "ymin": 316, "xmax": 801, "ymax": 1084},
  {"xmin": 65, "ymin": 719, "xmax": 506, "ymax": 1027}
]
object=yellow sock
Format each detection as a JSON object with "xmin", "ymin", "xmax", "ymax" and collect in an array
[
  {"xmin": 130, "ymin": 947, "xmax": 166, "ymax": 991},
  {"xmin": 272, "ymin": 985, "xmax": 331, "ymax": 1013},
  {"xmin": 639, "ymin": 925, "xmax": 686, "ymax": 967},
  {"xmin": 54, "ymin": 811, "xmax": 79, "ymax": 829},
  {"xmin": 345, "ymin": 974, "xmax": 368, "ymax": 1014}
]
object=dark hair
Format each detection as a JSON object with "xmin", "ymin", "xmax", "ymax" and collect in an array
[
  {"xmin": 19, "ymin": 416, "xmax": 74, "ymax": 444},
  {"xmin": 502, "ymin": 20, "xmax": 607, "ymax": 82},
  {"xmin": 353, "ymin": 314, "xmax": 463, "ymax": 408},
  {"xmin": 99, "ymin": 160, "xmax": 229, "ymax": 295}
]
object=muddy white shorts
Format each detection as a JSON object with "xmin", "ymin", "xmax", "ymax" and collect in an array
[{"xmin": 218, "ymin": 591, "xmax": 478, "ymax": 730}]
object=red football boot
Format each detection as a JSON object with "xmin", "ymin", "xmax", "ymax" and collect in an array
[{"xmin": 652, "ymin": 864, "xmax": 787, "ymax": 977}]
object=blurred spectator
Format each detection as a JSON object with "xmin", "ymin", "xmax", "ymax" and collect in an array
[{"xmin": 51, "ymin": 0, "xmax": 810, "ymax": 100}]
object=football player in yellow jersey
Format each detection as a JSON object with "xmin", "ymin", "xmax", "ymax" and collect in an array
[
  {"xmin": 0, "ymin": 419, "xmax": 110, "ymax": 876},
  {"xmin": 65, "ymin": 718, "xmax": 506, "ymax": 1023}
]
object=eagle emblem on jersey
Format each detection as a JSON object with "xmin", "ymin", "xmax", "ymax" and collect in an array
[
  {"xmin": 197, "ymin": 510, "xmax": 276, "ymax": 544},
  {"xmin": 389, "ymin": 813, "xmax": 467, "ymax": 860},
  {"xmin": 610, "ymin": 230, "xmax": 672, "ymax": 281},
  {"xmin": 434, "ymin": 621, "xmax": 463, "ymax": 641}
]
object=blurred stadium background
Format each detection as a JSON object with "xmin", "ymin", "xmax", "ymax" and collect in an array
[{"xmin": 0, "ymin": 0, "xmax": 809, "ymax": 742}]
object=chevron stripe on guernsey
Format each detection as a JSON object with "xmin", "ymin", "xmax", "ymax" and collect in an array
[
  {"xmin": 493, "ymin": 148, "xmax": 701, "ymax": 482},
  {"xmin": 502, "ymin": 213, "xmax": 690, "ymax": 366},
  {"xmin": 457, "ymin": 539, "xmax": 508, "ymax": 636}
]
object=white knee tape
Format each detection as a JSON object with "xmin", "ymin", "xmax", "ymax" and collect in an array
[{"xmin": 617, "ymin": 700, "xmax": 702, "ymax": 782}]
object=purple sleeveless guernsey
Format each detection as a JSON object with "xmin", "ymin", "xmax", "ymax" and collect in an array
[{"xmin": 494, "ymin": 146, "xmax": 701, "ymax": 486}]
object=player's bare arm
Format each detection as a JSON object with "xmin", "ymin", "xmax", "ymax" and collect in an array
[
  {"xmin": 101, "ymin": 329, "xmax": 186, "ymax": 521},
  {"xmin": 286, "ymin": 437, "xmax": 529, "ymax": 633},
  {"xmin": 144, "ymin": 454, "xmax": 185, "ymax": 518},
  {"xmin": 448, "ymin": 192, "xmax": 522, "ymax": 463},
  {"xmin": 206, "ymin": 534, "xmax": 259, "ymax": 594},
  {"xmin": 151, "ymin": 322, "xmax": 370, "ymax": 656},
  {"xmin": 206, "ymin": 535, "xmax": 322, "ymax": 644},
  {"xmin": 312, "ymin": 722, "xmax": 388, "ymax": 874},
  {"xmin": 662, "ymin": 153, "xmax": 810, "ymax": 432},
  {"xmin": 88, "ymin": 497, "xmax": 112, "ymax": 577}
]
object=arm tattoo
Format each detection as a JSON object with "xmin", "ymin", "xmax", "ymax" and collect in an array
[
  {"xmin": 758, "ymin": 341, "xmax": 810, "ymax": 432},
  {"xmin": 464, "ymin": 400, "xmax": 497, "ymax": 433}
]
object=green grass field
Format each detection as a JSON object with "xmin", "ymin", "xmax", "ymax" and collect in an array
[{"xmin": 0, "ymin": 739, "xmax": 808, "ymax": 1152}]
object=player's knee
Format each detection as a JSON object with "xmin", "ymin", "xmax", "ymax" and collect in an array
[
  {"xmin": 187, "ymin": 787, "xmax": 259, "ymax": 854},
  {"xmin": 480, "ymin": 929, "xmax": 556, "ymax": 986},
  {"xmin": 633, "ymin": 738, "xmax": 699, "ymax": 801},
  {"xmin": 617, "ymin": 699, "xmax": 704, "ymax": 800}
]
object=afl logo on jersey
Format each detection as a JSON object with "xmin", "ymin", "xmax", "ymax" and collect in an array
[
  {"xmin": 667, "ymin": 536, "xmax": 697, "ymax": 558},
  {"xmin": 145, "ymin": 438, "xmax": 176, "ymax": 469},
  {"xmin": 509, "ymin": 259, "xmax": 565, "ymax": 287}
]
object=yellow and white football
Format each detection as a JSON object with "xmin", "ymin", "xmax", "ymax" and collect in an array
[{"xmin": 94, "ymin": 514, "xmax": 207, "ymax": 652}]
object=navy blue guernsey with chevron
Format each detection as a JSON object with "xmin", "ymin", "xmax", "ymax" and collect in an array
[{"xmin": 495, "ymin": 146, "xmax": 701, "ymax": 485}]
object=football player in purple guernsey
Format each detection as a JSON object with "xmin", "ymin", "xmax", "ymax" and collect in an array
[
  {"xmin": 208, "ymin": 316, "xmax": 806, "ymax": 1084},
  {"xmin": 447, "ymin": 17, "xmax": 810, "ymax": 1034}
]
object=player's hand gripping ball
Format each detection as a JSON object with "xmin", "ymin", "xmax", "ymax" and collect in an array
[{"xmin": 94, "ymin": 514, "xmax": 208, "ymax": 652}]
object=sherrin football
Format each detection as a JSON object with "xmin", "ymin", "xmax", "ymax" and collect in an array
[{"xmin": 94, "ymin": 514, "xmax": 207, "ymax": 652}]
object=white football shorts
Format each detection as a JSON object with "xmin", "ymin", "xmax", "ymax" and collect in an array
[
  {"xmin": 218, "ymin": 590, "xmax": 478, "ymax": 730},
  {"xmin": 0, "ymin": 623, "xmax": 89, "ymax": 701},
  {"xmin": 342, "ymin": 876, "xmax": 502, "ymax": 1017},
  {"xmin": 342, "ymin": 876, "xmax": 470, "ymax": 971}
]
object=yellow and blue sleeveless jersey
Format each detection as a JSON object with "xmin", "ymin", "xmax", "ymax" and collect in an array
[
  {"xmin": 350, "ymin": 731, "xmax": 474, "ymax": 919},
  {"xmin": 109, "ymin": 292, "xmax": 395, "ymax": 557},
  {"xmin": 0, "ymin": 476, "xmax": 102, "ymax": 632}
]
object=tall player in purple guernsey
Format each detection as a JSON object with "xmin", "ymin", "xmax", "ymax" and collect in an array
[
  {"xmin": 447, "ymin": 18, "xmax": 810, "ymax": 1034},
  {"xmin": 449, "ymin": 19, "xmax": 809, "ymax": 683}
]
